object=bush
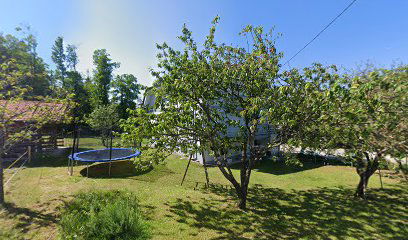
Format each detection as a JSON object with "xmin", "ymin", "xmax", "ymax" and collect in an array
[
  {"xmin": 86, "ymin": 105, "xmax": 120, "ymax": 147},
  {"xmin": 0, "ymin": 227, "xmax": 21, "ymax": 240},
  {"xmin": 59, "ymin": 190, "xmax": 150, "ymax": 240}
]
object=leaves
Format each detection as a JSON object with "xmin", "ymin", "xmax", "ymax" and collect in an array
[{"xmin": 86, "ymin": 105, "xmax": 120, "ymax": 147}]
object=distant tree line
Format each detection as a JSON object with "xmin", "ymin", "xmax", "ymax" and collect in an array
[
  {"xmin": 1, "ymin": 26, "xmax": 144, "ymax": 125},
  {"xmin": 50, "ymin": 37, "xmax": 143, "ymax": 123},
  {"xmin": 0, "ymin": 27, "xmax": 145, "ymax": 204}
]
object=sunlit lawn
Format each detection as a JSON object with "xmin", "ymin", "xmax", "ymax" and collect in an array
[{"xmin": 0, "ymin": 137, "xmax": 407, "ymax": 239}]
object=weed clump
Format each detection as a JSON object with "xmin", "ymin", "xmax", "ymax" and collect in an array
[{"xmin": 59, "ymin": 190, "xmax": 150, "ymax": 240}]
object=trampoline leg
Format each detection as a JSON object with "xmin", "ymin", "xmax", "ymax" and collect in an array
[
  {"xmin": 108, "ymin": 162, "xmax": 112, "ymax": 177},
  {"xmin": 181, "ymin": 154, "xmax": 193, "ymax": 186},
  {"xmin": 70, "ymin": 159, "xmax": 74, "ymax": 176},
  {"xmin": 87, "ymin": 163, "xmax": 89, "ymax": 177}
]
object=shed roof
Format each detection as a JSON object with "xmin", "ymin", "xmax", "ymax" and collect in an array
[{"xmin": 0, "ymin": 100, "xmax": 70, "ymax": 123}]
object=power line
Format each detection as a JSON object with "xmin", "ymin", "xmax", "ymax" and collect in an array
[{"xmin": 282, "ymin": 0, "xmax": 358, "ymax": 67}]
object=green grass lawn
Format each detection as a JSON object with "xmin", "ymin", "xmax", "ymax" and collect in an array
[{"xmin": 1, "ymin": 137, "xmax": 407, "ymax": 239}]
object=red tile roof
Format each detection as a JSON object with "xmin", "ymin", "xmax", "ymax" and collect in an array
[{"xmin": 0, "ymin": 100, "xmax": 70, "ymax": 123}]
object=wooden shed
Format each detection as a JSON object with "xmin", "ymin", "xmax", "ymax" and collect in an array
[{"xmin": 0, "ymin": 100, "xmax": 70, "ymax": 161}]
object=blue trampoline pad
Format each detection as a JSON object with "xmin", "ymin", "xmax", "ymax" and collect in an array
[{"xmin": 69, "ymin": 148, "xmax": 141, "ymax": 162}]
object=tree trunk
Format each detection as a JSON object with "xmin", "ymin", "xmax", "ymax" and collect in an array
[
  {"xmin": 202, "ymin": 152, "xmax": 210, "ymax": 186},
  {"xmin": 354, "ymin": 152, "xmax": 379, "ymax": 199},
  {"xmin": 238, "ymin": 190, "xmax": 247, "ymax": 210},
  {"xmin": 355, "ymin": 173, "xmax": 370, "ymax": 198},
  {"xmin": 0, "ymin": 157, "xmax": 4, "ymax": 205},
  {"xmin": 0, "ymin": 130, "xmax": 4, "ymax": 206},
  {"xmin": 216, "ymin": 162, "xmax": 248, "ymax": 210},
  {"xmin": 231, "ymin": 182, "xmax": 247, "ymax": 210}
]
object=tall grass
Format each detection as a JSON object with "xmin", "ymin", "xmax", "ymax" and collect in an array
[{"xmin": 59, "ymin": 190, "xmax": 150, "ymax": 240}]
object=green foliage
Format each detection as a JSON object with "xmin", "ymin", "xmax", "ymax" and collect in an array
[
  {"xmin": 0, "ymin": 27, "xmax": 50, "ymax": 97},
  {"xmin": 91, "ymin": 49, "xmax": 119, "ymax": 107},
  {"xmin": 59, "ymin": 190, "xmax": 150, "ymax": 240},
  {"xmin": 0, "ymin": 226, "xmax": 21, "ymax": 240},
  {"xmin": 308, "ymin": 65, "xmax": 408, "ymax": 197},
  {"xmin": 122, "ymin": 18, "xmax": 349, "ymax": 209},
  {"xmin": 86, "ymin": 104, "xmax": 120, "ymax": 147},
  {"xmin": 266, "ymin": 63, "xmax": 343, "ymax": 152},
  {"xmin": 66, "ymin": 44, "xmax": 78, "ymax": 71},
  {"xmin": 50, "ymin": 37, "xmax": 89, "ymax": 118},
  {"xmin": 133, "ymin": 148, "xmax": 166, "ymax": 172},
  {"xmin": 322, "ymin": 67, "xmax": 406, "ymax": 155},
  {"xmin": 112, "ymin": 74, "xmax": 142, "ymax": 119},
  {"xmin": 0, "ymin": 49, "xmax": 73, "ymax": 204},
  {"xmin": 122, "ymin": 17, "xmax": 306, "ymax": 209},
  {"xmin": 65, "ymin": 71, "xmax": 91, "ymax": 119},
  {"xmin": 51, "ymin": 36, "xmax": 67, "ymax": 86}
]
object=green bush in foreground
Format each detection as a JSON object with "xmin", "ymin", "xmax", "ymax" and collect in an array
[
  {"xmin": 59, "ymin": 190, "xmax": 150, "ymax": 240},
  {"xmin": 0, "ymin": 227, "xmax": 21, "ymax": 240}
]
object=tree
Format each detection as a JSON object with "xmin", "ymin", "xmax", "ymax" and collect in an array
[
  {"xmin": 112, "ymin": 74, "xmax": 142, "ymax": 119},
  {"xmin": 65, "ymin": 71, "xmax": 91, "ymax": 119},
  {"xmin": 51, "ymin": 39, "xmax": 90, "ymax": 119},
  {"xmin": 51, "ymin": 36, "xmax": 67, "ymax": 87},
  {"xmin": 0, "ymin": 28, "xmax": 50, "ymax": 97},
  {"xmin": 17, "ymin": 25, "xmax": 51, "ymax": 97},
  {"xmin": 122, "ymin": 18, "xmax": 290, "ymax": 210},
  {"xmin": 0, "ymin": 59, "xmax": 28, "ymax": 205},
  {"xmin": 91, "ymin": 49, "xmax": 119, "ymax": 108},
  {"xmin": 322, "ymin": 66, "xmax": 408, "ymax": 198},
  {"xmin": 0, "ymin": 58, "xmax": 70, "ymax": 205},
  {"xmin": 86, "ymin": 104, "xmax": 120, "ymax": 147},
  {"xmin": 66, "ymin": 44, "xmax": 78, "ymax": 71}
]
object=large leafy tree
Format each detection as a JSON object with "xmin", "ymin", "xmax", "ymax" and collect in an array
[
  {"xmin": 122, "ymin": 18, "xmax": 320, "ymax": 210},
  {"xmin": 66, "ymin": 71, "xmax": 91, "ymax": 119},
  {"xmin": 112, "ymin": 74, "xmax": 142, "ymax": 119},
  {"xmin": 51, "ymin": 37, "xmax": 90, "ymax": 119},
  {"xmin": 91, "ymin": 49, "xmax": 119, "ymax": 107},
  {"xmin": 66, "ymin": 44, "xmax": 78, "ymax": 71},
  {"xmin": 266, "ymin": 63, "xmax": 344, "ymax": 162},
  {"xmin": 0, "ymin": 28, "xmax": 50, "ymax": 97},
  {"xmin": 321, "ymin": 66, "xmax": 408, "ymax": 198},
  {"xmin": 0, "ymin": 58, "xmax": 71, "ymax": 205},
  {"xmin": 51, "ymin": 36, "xmax": 67, "ymax": 87},
  {"xmin": 86, "ymin": 104, "xmax": 119, "ymax": 147}
]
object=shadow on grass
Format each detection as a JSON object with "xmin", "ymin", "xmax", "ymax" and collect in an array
[
  {"xmin": 26, "ymin": 148, "xmax": 94, "ymax": 168},
  {"xmin": 0, "ymin": 201, "xmax": 59, "ymax": 235},
  {"xmin": 234, "ymin": 153, "xmax": 350, "ymax": 175},
  {"xmin": 168, "ymin": 184, "xmax": 408, "ymax": 239},
  {"xmin": 78, "ymin": 160, "xmax": 152, "ymax": 178}
]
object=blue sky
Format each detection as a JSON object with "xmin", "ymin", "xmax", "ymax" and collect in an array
[{"xmin": 1, "ymin": 0, "xmax": 407, "ymax": 86}]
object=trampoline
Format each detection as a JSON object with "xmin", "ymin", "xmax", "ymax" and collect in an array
[
  {"xmin": 69, "ymin": 148, "xmax": 141, "ymax": 177},
  {"xmin": 67, "ymin": 123, "xmax": 142, "ymax": 177},
  {"xmin": 70, "ymin": 148, "xmax": 141, "ymax": 162}
]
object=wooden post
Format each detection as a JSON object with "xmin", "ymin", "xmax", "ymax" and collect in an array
[
  {"xmin": 69, "ymin": 129, "xmax": 77, "ymax": 176},
  {"xmin": 181, "ymin": 154, "xmax": 193, "ymax": 186},
  {"xmin": 70, "ymin": 157, "xmax": 74, "ymax": 176},
  {"xmin": 378, "ymin": 168, "xmax": 383, "ymax": 189},
  {"xmin": 202, "ymin": 152, "xmax": 210, "ymax": 187},
  {"xmin": 27, "ymin": 146, "xmax": 32, "ymax": 163},
  {"xmin": 76, "ymin": 128, "xmax": 80, "ymax": 152},
  {"xmin": 38, "ymin": 134, "xmax": 43, "ymax": 153},
  {"xmin": 108, "ymin": 131, "xmax": 113, "ymax": 177}
]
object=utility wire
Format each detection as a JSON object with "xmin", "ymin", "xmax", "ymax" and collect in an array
[{"xmin": 282, "ymin": 0, "xmax": 358, "ymax": 67}]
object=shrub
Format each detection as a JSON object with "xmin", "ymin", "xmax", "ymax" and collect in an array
[
  {"xmin": 0, "ymin": 226, "xmax": 21, "ymax": 240},
  {"xmin": 86, "ymin": 105, "xmax": 120, "ymax": 147},
  {"xmin": 59, "ymin": 190, "xmax": 150, "ymax": 240}
]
